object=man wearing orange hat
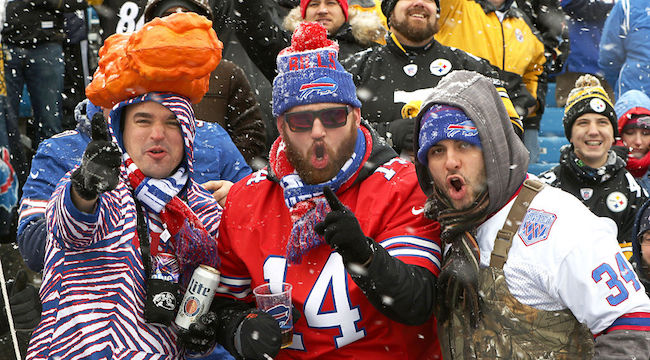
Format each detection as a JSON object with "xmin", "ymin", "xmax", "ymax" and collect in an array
[{"xmin": 26, "ymin": 13, "xmax": 225, "ymax": 360}]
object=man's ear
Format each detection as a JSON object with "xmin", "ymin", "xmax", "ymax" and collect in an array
[
  {"xmin": 277, "ymin": 115, "xmax": 287, "ymax": 139},
  {"xmin": 353, "ymin": 107, "xmax": 361, "ymax": 127}
]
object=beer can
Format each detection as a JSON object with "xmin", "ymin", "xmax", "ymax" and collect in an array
[{"xmin": 175, "ymin": 264, "xmax": 221, "ymax": 330}]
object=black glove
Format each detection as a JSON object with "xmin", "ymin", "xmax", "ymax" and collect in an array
[
  {"xmin": 315, "ymin": 187, "xmax": 374, "ymax": 265},
  {"xmin": 233, "ymin": 309, "xmax": 282, "ymax": 360},
  {"xmin": 0, "ymin": 270, "xmax": 41, "ymax": 334},
  {"xmin": 177, "ymin": 311, "xmax": 219, "ymax": 355},
  {"xmin": 70, "ymin": 113, "xmax": 122, "ymax": 200}
]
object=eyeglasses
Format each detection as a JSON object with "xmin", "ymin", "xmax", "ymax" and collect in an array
[{"xmin": 284, "ymin": 106, "xmax": 350, "ymax": 132}]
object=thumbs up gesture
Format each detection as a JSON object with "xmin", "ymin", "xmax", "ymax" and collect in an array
[
  {"xmin": 315, "ymin": 187, "xmax": 374, "ymax": 266},
  {"xmin": 71, "ymin": 113, "xmax": 122, "ymax": 200}
]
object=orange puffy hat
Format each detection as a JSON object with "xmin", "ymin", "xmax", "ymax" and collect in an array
[{"xmin": 86, "ymin": 12, "xmax": 223, "ymax": 108}]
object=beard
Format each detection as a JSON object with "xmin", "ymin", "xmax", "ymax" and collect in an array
[
  {"xmin": 390, "ymin": 12, "xmax": 438, "ymax": 44},
  {"xmin": 284, "ymin": 124, "xmax": 359, "ymax": 185}
]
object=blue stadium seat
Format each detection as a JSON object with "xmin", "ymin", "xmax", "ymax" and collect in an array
[
  {"xmin": 539, "ymin": 107, "xmax": 565, "ymax": 137},
  {"xmin": 538, "ymin": 136, "xmax": 569, "ymax": 163},
  {"xmin": 528, "ymin": 162, "xmax": 557, "ymax": 176},
  {"xmin": 545, "ymin": 82, "xmax": 557, "ymax": 108}
]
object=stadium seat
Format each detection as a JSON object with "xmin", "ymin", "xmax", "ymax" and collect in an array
[
  {"xmin": 538, "ymin": 136, "xmax": 569, "ymax": 163},
  {"xmin": 528, "ymin": 162, "xmax": 557, "ymax": 176},
  {"xmin": 539, "ymin": 107, "xmax": 566, "ymax": 137}
]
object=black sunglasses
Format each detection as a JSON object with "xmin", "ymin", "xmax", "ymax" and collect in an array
[{"xmin": 284, "ymin": 106, "xmax": 350, "ymax": 132}]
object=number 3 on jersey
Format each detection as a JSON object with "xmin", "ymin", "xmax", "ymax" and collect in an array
[
  {"xmin": 263, "ymin": 253, "xmax": 366, "ymax": 350},
  {"xmin": 592, "ymin": 253, "xmax": 642, "ymax": 306}
]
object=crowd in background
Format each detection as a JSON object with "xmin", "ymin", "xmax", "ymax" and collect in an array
[{"xmin": 0, "ymin": 0, "xmax": 649, "ymax": 358}]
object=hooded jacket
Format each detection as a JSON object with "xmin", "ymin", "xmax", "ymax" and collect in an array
[
  {"xmin": 343, "ymin": 35, "xmax": 503, "ymax": 139},
  {"xmin": 414, "ymin": 70, "xmax": 528, "ymax": 215},
  {"xmin": 233, "ymin": 0, "xmax": 385, "ymax": 83},
  {"xmin": 598, "ymin": 0, "xmax": 650, "ymax": 98},
  {"xmin": 414, "ymin": 70, "xmax": 650, "ymax": 360},
  {"xmin": 614, "ymin": 90, "xmax": 650, "ymax": 191},
  {"xmin": 26, "ymin": 94, "xmax": 222, "ymax": 360},
  {"xmin": 17, "ymin": 99, "xmax": 251, "ymax": 272}
]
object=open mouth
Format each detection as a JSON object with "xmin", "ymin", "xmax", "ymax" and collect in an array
[
  {"xmin": 585, "ymin": 140, "xmax": 602, "ymax": 146},
  {"xmin": 315, "ymin": 143, "xmax": 325, "ymax": 159}
]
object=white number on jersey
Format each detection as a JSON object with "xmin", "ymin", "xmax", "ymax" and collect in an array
[{"xmin": 115, "ymin": 1, "xmax": 144, "ymax": 34}]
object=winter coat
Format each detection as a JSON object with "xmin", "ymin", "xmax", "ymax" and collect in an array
[
  {"xmin": 17, "ymin": 100, "xmax": 250, "ymax": 273},
  {"xmin": 614, "ymin": 89, "xmax": 650, "ymax": 193},
  {"xmin": 193, "ymin": 59, "xmax": 267, "ymax": 165},
  {"xmin": 436, "ymin": 0, "xmax": 548, "ymax": 127},
  {"xmin": 2, "ymin": 0, "xmax": 88, "ymax": 46},
  {"xmin": 342, "ymin": 35, "xmax": 501, "ymax": 137},
  {"xmin": 233, "ymin": 0, "xmax": 385, "ymax": 83},
  {"xmin": 598, "ymin": 0, "xmax": 650, "ymax": 98},
  {"xmin": 539, "ymin": 148, "xmax": 647, "ymax": 255},
  {"xmin": 559, "ymin": 0, "xmax": 613, "ymax": 76}
]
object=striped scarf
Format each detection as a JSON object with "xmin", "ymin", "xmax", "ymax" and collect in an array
[
  {"xmin": 270, "ymin": 126, "xmax": 371, "ymax": 264},
  {"xmin": 124, "ymin": 154, "xmax": 218, "ymax": 286}
]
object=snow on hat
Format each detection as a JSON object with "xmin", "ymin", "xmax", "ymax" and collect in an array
[
  {"xmin": 417, "ymin": 104, "xmax": 481, "ymax": 164},
  {"xmin": 615, "ymin": 89, "xmax": 650, "ymax": 134},
  {"xmin": 563, "ymin": 74, "xmax": 617, "ymax": 140},
  {"xmin": 272, "ymin": 22, "xmax": 361, "ymax": 117},
  {"xmin": 300, "ymin": 0, "xmax": 348, "ymax": 21}
]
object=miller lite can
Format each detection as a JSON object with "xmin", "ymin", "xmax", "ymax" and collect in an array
[{"xmin": 175, "ymin": 265, "xmax": 220, "ymax": 330}]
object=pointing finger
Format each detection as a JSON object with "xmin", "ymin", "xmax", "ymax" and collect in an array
[{"xmin": 323, "ymin": 186, "xmax": 345, "ymax": 212}]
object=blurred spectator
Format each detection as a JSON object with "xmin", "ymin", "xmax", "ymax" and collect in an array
[
  {"xmin": 232, "ymin": 0, "xmax": 385, "ymax": 83},
  {"xmin": 598, "ymin": 0, "xmax": 650, "ymax": 99},
  {"xmin": 539, "ymin": 75, "xmax": 647, "ymax": 257},
  {"xmin": 555, "ymin": 0, "xmax": 614, "ymax": 107},
  {"xmin": 17, "ymin": 99, "xmax": 250, "ymax": 273},
  {"xmin": 144, "ymin": 0, "xmax": 267, "ymax": 167},
  {"xmin": 615, "ymin": 90, "xmax": 650, "ymax": 192},
  {"xmin": 0, "ymin": 270, "xmax": 41, "ymax": 359},
  {"xmin": 1, "ymin": 0, "xmax": 88, "ymax": 152},
  {"xmin": 516, "ymin": 0, "xmax": 568, "ymax": 76},
  {"xmin": 343, "ymin": 0, "xmax": 510, "ymax": 139},
  {"xmin": 436, "ymin": 0, "xmax": 548, "ymax": 162},
  {"xmin": 61, "ymin": 11, "xmax": 91, "ymax": 130}
]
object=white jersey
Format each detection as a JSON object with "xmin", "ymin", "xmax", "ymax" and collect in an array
[{"xmin": 476, "ymin": 175, "xmax": 650, "ymax": 334}]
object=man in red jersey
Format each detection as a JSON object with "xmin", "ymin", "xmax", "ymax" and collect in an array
[{"xmin": 178, "ymin": 22, "xmax": 442, "ymax": 360}]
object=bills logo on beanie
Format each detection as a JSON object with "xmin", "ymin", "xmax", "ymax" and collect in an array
[
  {"xmin": 272, "ymin": 22, "xmax": 361, "ymax": 117},
  {"xmin": 300, "ymin": 0, "xmax": 348, "ymax": 21},
  {"xmin": 417, "ymin": 104, "xmax": 481, "ymax": 164},
  {"xmin": 563, "ymin": 74, "xmax": 617, "ymax": 140}
]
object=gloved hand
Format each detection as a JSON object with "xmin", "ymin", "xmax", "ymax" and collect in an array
[
  {"xmin": 177, "ymin": 311, "xmax": 219, "ymax": 355},
  {"xmin": 315, "ymin": 187, "xmax": 374, "ymax": 265},
  {"xmin": 0, "ymin": 270, "xmax": 41, "ymax": 334},
  {"xmin": 70, "ymin": 113, "xmax": 122, "ymax": 200},
  {"xmin": 234, "ymin": 310, "xmax": 282, "ymax": 360}
]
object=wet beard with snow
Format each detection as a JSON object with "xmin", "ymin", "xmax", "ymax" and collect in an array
[
  {"xmin": 390, "ymin": 12, "xmax": 438, "ymax": 44},
  {"xmin": 284, "ymin": 124, "xmax": 358, "ymax": 185}
]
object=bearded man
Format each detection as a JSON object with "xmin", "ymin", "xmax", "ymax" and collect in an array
[{"xmin": 177, "ymin": 22, "xmax": 443, "ymax": 360}]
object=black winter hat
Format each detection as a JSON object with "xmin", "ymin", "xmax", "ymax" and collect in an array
[
  {"xmin": 144, "ymin": 0, "xmax": 212, "ymax": 22},
  {"xmin": 563, "ymin": 74, "xmax": 618, "ymax": 140},
  {"xmin": 381, "ymin": 0, "xmax": 440, "ymax": 20}
]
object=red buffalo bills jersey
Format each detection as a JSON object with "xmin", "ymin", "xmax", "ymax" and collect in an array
[{"xmin": 216, "ymin": 158, "xmax": 442, "ymax": 359}]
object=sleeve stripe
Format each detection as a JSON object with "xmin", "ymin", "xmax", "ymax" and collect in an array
[
  {"xmin": 386, "ymin": 248, "xmax": 441, "ymax": 270},
  {"xmin": 605, "ymin": 312, "xmax": 650, "ymax": 332},
  {"xmin": 381, "ymin": 236, "xmax": 441, "ymax": 251}
]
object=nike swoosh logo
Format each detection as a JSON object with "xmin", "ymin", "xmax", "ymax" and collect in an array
[
  {"xmin": 411, "ymin": 206, "xmax": 424, "ymax": 216},
  {"xmin": 30, "ymin": 171, "xmax": 39, "ymax": 179}
]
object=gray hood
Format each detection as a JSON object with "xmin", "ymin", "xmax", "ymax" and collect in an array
[{"xmin": 414, "ymin": 70, "xmax": 529, "ymax": 215}]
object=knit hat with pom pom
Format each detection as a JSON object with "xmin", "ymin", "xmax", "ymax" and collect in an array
[
  {"xmin": 563, "ymin": 74, "xmax": 618, "ymax": 140},
  {"xmin": 272, "ymin": 22, "xmax": 361, "ymax": 117}
]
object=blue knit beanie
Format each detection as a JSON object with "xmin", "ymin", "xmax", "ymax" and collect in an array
[
  {"xmin": 272, "ymin": 22, "xmax": 361, "ymax": 117},
  {"xmin": 417, "ymin": 104, "xmax": 481, "ymax": 164}
]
